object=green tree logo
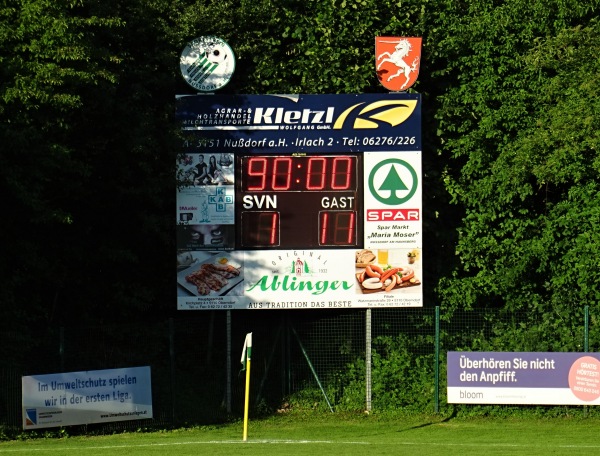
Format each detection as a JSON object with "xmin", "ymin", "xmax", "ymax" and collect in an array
[{"xmin": 368, "ymin": 159, "xmax": 418, "ymax": 205}]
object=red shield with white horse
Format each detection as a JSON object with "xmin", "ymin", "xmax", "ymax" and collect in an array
[{"xmin": 376, "ymin": 37, "xmax": 422, "ymax": 92}]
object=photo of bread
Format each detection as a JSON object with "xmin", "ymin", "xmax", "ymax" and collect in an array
[{"xmin": 355, "ymin": 249, "xmax": 376, "ymax": 268}]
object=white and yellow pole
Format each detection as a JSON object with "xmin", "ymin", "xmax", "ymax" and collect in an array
[{"xmin": 241, "ymin": 333, "xmax": 252, "ymax": 441}]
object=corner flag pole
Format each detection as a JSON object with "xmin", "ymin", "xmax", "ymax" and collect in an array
[{"xmin": 241, "ymin": 332, "xmax": 252, "ymax": 441}]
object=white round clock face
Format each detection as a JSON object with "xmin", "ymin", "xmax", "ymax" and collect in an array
[{"xmin": 180, "ymin": 36, "xmax": 235, "ymax": 92}]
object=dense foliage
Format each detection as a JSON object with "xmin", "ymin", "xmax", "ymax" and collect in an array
[
  {"xmin": 435, "ymin": 1, "xmax": 600, "ymax": 349},
  {"xmin": 1, "ymin": 0, "xmax": 599, "ymax": 366}
]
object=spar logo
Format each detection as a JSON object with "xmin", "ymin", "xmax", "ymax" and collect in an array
[
  {"xmin": 251, "ymin": 100, "xmax": 418, "ymax": 130},
  {"xmin": 368, "ymin": 158, "xmax": 418, "ymax": 205},
  {"xmin": 366, "ymin": 157, "xmax": 420, "ymax": 222}
]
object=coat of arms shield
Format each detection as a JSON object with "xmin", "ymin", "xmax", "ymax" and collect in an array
[{"xmin": 376, "ymin": 37, "xmax": 422, "ymax": 91}]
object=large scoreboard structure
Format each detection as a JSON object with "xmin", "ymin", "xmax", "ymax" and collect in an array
[{"xmin": 176, "ymin": 93, "xmax": 422, "ymax": 310}]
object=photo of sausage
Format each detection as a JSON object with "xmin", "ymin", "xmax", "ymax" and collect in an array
[{"xmin": 354, "ymin": 249, "xmax": 421, "ymax": 294}]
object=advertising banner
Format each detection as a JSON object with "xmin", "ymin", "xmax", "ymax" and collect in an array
[
  {"xmin": 177, "ymin": 248, "xmax": 423, "ymax": 310},
  {"xmin": 447, "ymin": 352, "xmax": 600, "ymax": 405},
  {"xmin": 22, "ymin": 366, "xmax": 153, "ymax": 429},
  {"xmin": 176, "ymin": 93, "xmax": 421, "ymax": 153}
]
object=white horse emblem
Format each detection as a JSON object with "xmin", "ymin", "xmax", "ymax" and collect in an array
[{"xmin": 376, "ymin": 38, "xmax": 420, "ymax": 91}]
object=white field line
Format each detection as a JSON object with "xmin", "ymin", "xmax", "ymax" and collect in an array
[
  {"xmin": 2, "ymin": 439, "xmax": 600, "ymax": 452},
  {"xmin": 0, "ymin": 440, "xmax": 368, "ymax": 452}
]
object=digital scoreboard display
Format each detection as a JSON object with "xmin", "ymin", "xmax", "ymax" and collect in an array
[
  {"xmin": 237, "ymin": 154, "xmax": 362, "ymax": 249},
  {"xmin": 175, "ymin": 93, "xmax": 423, "ymax": 310}
]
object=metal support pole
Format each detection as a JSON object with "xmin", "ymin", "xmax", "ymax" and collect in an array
[
  {"xmin": 584, "ymin": 305, "xmax": 589, "ymax": 352},
  {"xmin": 291, "ymin": 326, "xmax": 334, "ymax": 413},
  {"xmin": 59, "ymin": 327, "xmax": 65, "ymax": 371},
  {"xmin": 584, "ymin": 305, "xmax": 589, "ymax": 418},
  {"xmin": 366, "ymin": 309, "xmax": 372, "ymax": 412},
  {"xmin": 435, "ymin": 306, "xmax": 440, "ymax": 414},
  {"xmin": 256, "ymin": 324, "xmax": 282, "ymax": 404},
  {"xmin": 227, "ymin": 310, "xmax": 232, "ymax": 414},
  {"xmin": 169, "ymin": 318, "xmax": 176, "ymax": 424}
]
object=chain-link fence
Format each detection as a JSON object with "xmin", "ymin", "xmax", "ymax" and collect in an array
[{"xmin": 1, "ymin": 306, "xmax": 597, "ymax": 431}]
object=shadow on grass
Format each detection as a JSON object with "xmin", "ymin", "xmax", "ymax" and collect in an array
[{"xmin": 395, "ymin": 406, "xmax": 457, "ymax": 433}]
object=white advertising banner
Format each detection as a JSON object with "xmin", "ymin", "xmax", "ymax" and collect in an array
[
  {"xmin": 177, "ymin": 248, "xmax": 423, "ymax": 309},
  {"xmin": 22, "ymin": 366, "xmax": 153, "ymax": 429},
  {"xmin": 363, "ymin": 151, "xmax": 422, "ymax": 248},
  {"xmin": 448, "ymin": 352, "xmax": 600, "ymax": 405},
  {"xmin": 360, "ymin": 151, "xmax": 423, "ymax": 306}
]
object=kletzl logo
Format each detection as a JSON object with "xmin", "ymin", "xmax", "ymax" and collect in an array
[
  {"xmin": 251, "ymin": 100, "xmax": 418, "ymax": 131},
  {"xmin": 180, "ymin": 36, "xmax": 236, "ymax": 92},
  {"xmin": 376, "ymin": 37, "xmax": 422, "ymax": 91},
  {"xmin": 185, "ymin": 95, "xmax": 419, "ymax": 133}
]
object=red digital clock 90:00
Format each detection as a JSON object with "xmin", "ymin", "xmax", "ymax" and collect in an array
[{"xmin": 236, "ymin": 154, "xmax": 363, "ymax": 249}]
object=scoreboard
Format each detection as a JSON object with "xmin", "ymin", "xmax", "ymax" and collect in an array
[
  {"xmin": 238, "ymin": 154, "xmax": 361, "ymax": 249},
  {"xmin": 176, "ymin": 94, "xmax": 422, "ymax": 310}
]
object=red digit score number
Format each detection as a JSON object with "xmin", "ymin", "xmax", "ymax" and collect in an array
[{"xmin": 240, "ymin": 155, "xmax": 360, "ymax": 248}]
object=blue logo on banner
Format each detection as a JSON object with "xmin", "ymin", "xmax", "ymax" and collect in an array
[{"xmin": 25, "ymin": 408, "xmax": 37, "ymax": 426}]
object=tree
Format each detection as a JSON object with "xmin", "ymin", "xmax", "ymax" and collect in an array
[
  {"xmin": 435, "ymin": 0, "xmax": 600, "ymax": 348},
  {"xmin": 0, "ymin": 0, "xmax": 454, "ymax": 337},
  {"xmin": 0, "ymin": 0, "xmax": 124, "ymax": 335}
]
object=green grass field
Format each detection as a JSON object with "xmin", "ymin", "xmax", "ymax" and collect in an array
[{"xmin": 1, "ymin": 413, "xmax": 599, "ymax": 455}]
